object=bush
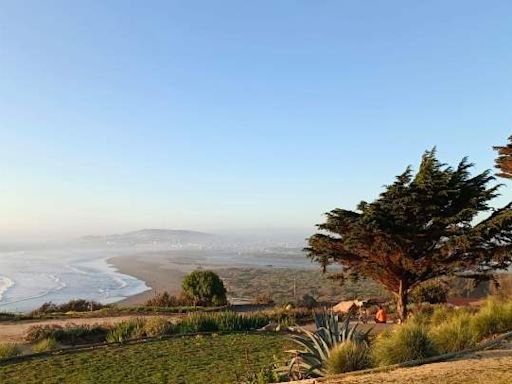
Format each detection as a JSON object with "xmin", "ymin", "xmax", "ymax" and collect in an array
[
  {"xmin": 106, "ymin": 318, "xmax": 146, "ymax": 343},
  {"xmin": 430, "ymin": 313, "xmax": 476, "ymax": 353},
  {"xmin": 145, "ymin": 291, "xmax": 194, "ymax": 307},
  {"xmin": 31, "ymin": 299, "xmax": 105, "ymax": 315},
  {"xmin": 0, "ymin": 343, "xmax": 21, "ymax": 359},
  {"xmin": 470, "ymin": 298, "xmax": 512, "ymax": 339},
  {"xmin": 32, "ymin": 337, "xmax": 59, "ymax": 353},
  {"xmin": 411, "ymin": 281, "xmax": 449, "ymax": 305},
  {"xmin": 372, "ymin": 322, "xmax": 438, "ymax": 366},
  {"xmin": 182, "ymin": 270, "xmax": 228, "ymax": 306},
  {"xmin": 326, "ymin": 342, "xmax": 372, "ymax": 374},
  {"xmin": 25, "ymin": 324, "xmax": 109, "ymax": 345},
  {"xmin": 143, "ymin": 317, "xmax": 174, "ymax": 337}
]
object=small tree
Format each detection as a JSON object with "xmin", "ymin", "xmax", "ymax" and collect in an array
[
  {"xmin": 493, "ymin": 135, "xmax": 512, "ymax": 179},
  {"xmin": 182, "ymin": 270, "xmax": 227, "ymax": 306},
  {"xmin": 307, "ymin": 149, "xmax": 512, "ymax": 321}
]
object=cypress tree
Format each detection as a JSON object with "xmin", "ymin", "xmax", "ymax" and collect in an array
[
  {"xmin": 493, "ymin": 135, "xmax": 512, "ymax": 179},
  {"xmin": 307, "ymin": 149, "xmax": 512, "ymax": 321}
]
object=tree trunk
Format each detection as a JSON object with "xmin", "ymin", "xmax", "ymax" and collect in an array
[{"xmin": 396, "ymin": 280, "xmax": 408, "ymax": 323}]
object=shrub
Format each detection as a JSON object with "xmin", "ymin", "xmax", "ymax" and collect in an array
[
  {"xmin": 106, "ymin": 318, "xmax": 146, "ymax": 343},
  {"xmin": 0, "ymin": 343, "xmax": 21, "ymax": 359},
  {"xmin": 411, "ymin": 281, "xmax": 449, "ymax": 304},
  {"xmin": 372, "ymin": 322, "xmax": 438, "ymax": 366},
  {"xmin": 145, "ymin": 291, "xmax": 194, "ymax": 307},
  {"xmin": 31, "ymin": 299, "xmax": 105, "ymax": 315},
  {"xmin": 0, "ymin": 312, "xmax": 18, "ymax": 321},
  {"xmin": 182, "ymin": 270, "xmax": 228, "ymax": 306},
  {"xmin": 32, "ymin": 337, "xmax": 59, "ymax": 353},
  {"xmin": 25, "ymin": 324, "xmax": 109, "ymax": 345},
  {"xmin": 143, "ymin": 317, "xmax": 174, "ymax": 337},
  {"xmin": 430, "ymin": 313, "xmax": 476, "ymax": 353},
  {"xmin": 470, "ymin": 298, "xmax": 512, "ymax": 339},
  {"xmin": 326, "ymin": 341, "xmax": 372, "ymax": 374}
]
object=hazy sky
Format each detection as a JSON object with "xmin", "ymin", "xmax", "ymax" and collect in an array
[{"xmin": 1, "ymin": 1, "xmax": 511, "ymax": 240}]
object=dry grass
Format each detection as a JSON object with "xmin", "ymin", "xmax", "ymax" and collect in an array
[{"xmin": 321, "ymin": 350, "xmax": 512, "ymax": 384}]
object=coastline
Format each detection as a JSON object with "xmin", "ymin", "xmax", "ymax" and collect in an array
[{"xmin": 108, "ymin": 254, "xmax": 190, "ymax": 305}]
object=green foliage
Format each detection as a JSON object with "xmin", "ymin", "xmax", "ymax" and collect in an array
[
  {"xmin": 430, "ymin": 313, "xmax": 475, "ymax": 353},
  {"xmin": 470, "ymin": 298, "xmax": 512, "ymax": 339},
  {"xmin": 182, "ymin": 270, "xmax": 228, "ymax": 306},
  {"xmin": 326, "ymin": 341, "xmax": 372, "ymax": 374},
  {"xmin": 0, "ymin": 334, "xmax": 287, "ymax": 384},
  {"xmin": 106, "ymin": 318, "xmax": 145, "ymax": 343},
  {"xmin": 31, "ymin": 299, "xmax": 105, "ymax": 315},
  {"xmin": 411, "ymin": 281, "xmax": 449, "ymax": 304},
  {"xmin": 0, "ymin": 343, "xmax": 21, "ymax": 359},
  {"xmin": 307, "ymin": 149, "xmax": 512, "ymax": 321},
  {"xmin": 372, "ymin": 322, "xmax": 438, "ymax": 366},
  {"xmin": 143, "ymin": 316, "xmax": 174, "ymax": 337},
  {"xmin": 32, "ymin": 337, "xmax": 59, "ymax": 353},
  {"xmin": 430, "ymin": 305, "xmax": 457, "ymax": 326},
  {"xmin": 25, "ymin": 324, "xmax": 109, "ymax": 345},
  {"xmin": 178, "ymin": 311, "xmax": 269, "ymax": 333},
  {"xmin": 283, "ymin": 312, "xmax": 371, "ymax": 379}
]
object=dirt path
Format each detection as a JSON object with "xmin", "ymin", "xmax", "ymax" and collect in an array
[{"xmin": 0, "ymin": 314, "xmax": 184, "ymax": 343}]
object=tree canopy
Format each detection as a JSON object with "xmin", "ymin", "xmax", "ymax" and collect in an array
[
  {"xmin": 182, "ymin": 270, "xmax": 228, "ymax": 306},
  {"xmin": 307, "ymin": 149, "xmax": 512, "ymax": 320},
  {"xmin": 493, "ymin": 135, "xmax": 512, "ymax": 179}
]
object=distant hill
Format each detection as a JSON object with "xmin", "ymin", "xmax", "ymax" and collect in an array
[{"xmin": 79, "ymin": 229, "xmax": 218, "ymax": 247}]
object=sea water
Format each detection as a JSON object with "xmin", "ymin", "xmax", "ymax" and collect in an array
[{"xmin": 0, "ymin": 247, "xmax": 150, "ymax": 312}]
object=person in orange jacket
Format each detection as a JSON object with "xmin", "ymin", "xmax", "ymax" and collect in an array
[{"xmin": 375, "ymin": 305, "xmax": 387, "ymax": 323}]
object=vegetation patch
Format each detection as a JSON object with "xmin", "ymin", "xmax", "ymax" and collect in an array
[{"xmin": 0, "ymin": 334, "xmax": 287, "ymax": 384}]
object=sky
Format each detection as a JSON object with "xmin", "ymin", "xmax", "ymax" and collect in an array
[{"xmin": 1, "ymin": 1, "xmax": 511, "ymax": 240}]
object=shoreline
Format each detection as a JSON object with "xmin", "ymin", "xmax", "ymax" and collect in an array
[{"xmin": 108, "ymin": 254, "xmax": 192, "ymax": 306}]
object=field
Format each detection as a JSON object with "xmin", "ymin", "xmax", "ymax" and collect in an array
[
  {"xmin": 217, "ymin": 267, "xmax": 388, "ymax": 304},
  {"xmin": 0, "ymin": 333, "xmax": 287, "ymax": 384}
]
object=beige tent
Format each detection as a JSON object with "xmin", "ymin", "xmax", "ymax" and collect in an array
[{"xmin": 332, "ymin": 299, "xmax": 365, "ymax": 313}]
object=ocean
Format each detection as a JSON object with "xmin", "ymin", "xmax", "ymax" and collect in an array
[{"xmin": 0, "ymin": 247, "xmax": 150, "ymax": 312}]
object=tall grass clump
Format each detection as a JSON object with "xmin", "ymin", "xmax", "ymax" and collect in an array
[
  {"xmin": 372, "ymin": 321, "xmax": 438, "ymax": 366},
  {"xmin": 429, "ymin": 305, "xmax": 456, "ymax": 326},
  {"xmin": 25, "ymin": 323, "xmax": 109, "ymax": 345},
  {"xmin": 0, "ymin": 343, "xmax": 21, "ymax": 359},
  {"xmin": 177, "ymin": 311, "xmax": 269, "ymax": 334},
  {"xmin": 470, "ymin": 298, "xmax": 512, "ymax": 339},
  {"xmin": 143, "ymin": 317, "xmax": 174, "ymax": 337},
  {"xmin": 32, "ymin": 337, "xmax": 59, "ymax": 353},
  {"xmin": 106, "ymin": 318, "xmax": 146, "ymax": 343},
  {"xmin": 326, "ymin": 342, "xmax": 372, "ymax": 374},
  {"xmin": 430, "ymin": 312, "xmax": 476, "ymax": 353}
]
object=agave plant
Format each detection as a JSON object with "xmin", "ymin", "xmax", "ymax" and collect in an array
[{"xmin": 281, "ymin": 311, "xmax": 372, "ymax": 379}]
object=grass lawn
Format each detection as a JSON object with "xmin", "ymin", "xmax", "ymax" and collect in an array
[{"xmin": 0, "ymin": 333, "xmax": 287, "ymax": 384}]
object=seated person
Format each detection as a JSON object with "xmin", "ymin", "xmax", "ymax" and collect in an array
[{"xmin": 375, "ymin": 305, "xmax": 387, "ymax": 324}]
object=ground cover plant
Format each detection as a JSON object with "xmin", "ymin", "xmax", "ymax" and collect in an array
[{"xmin": 0, "ymin": 333, "xmax": 287, "ymax": 384}]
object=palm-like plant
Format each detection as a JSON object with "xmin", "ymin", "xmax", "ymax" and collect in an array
[{"xmin": 281, "ymin": 311, "xmax": 372, "ymax": 379}]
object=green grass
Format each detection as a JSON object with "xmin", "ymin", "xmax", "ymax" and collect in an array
[{"xmin": 0, "ymin": 333, "xmax": 287, "ymax": 384}]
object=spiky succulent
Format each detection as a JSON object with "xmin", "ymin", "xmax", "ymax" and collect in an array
[{"xmin": 281, "ymin": 311, "xmax": 372, "ymax": 379}]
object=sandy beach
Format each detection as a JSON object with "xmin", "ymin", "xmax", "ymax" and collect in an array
[{"xmin": 109, "ymin": 254, "xmax": 194, "ymax": 305}]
